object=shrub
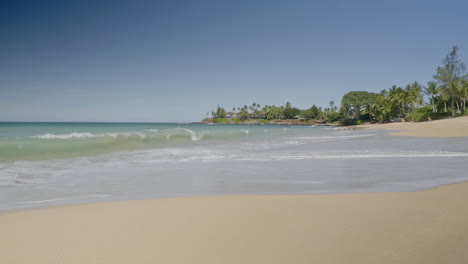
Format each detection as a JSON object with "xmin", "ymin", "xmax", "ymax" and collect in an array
[
  {"xmin": 212, "ymin": 118, "xmax": 231, "ymax": 123},
  {"xmin": 405, "ymin": 106, "xmax": 451, "ymax": 122},
  {"xmin": 360, "ymin": 113, "xmax": 370, "ymax": 121},
  {"xmin": 324, "ymin": 112, "xmax": 343, "ymax": 123},
  {"xmin": 283, "ymin": 107, "xmax": 301, "ymax": 119},
  {"xmin": 405, "ymin": 106, "xmax": 431, "ymax": 122},
  {"xmin": 356, "ymin": 120, "xmax": 367, "ymax": 125},
  {"xmin": 341, "ymin": 118, "xmax": 357, "ymax": 126},
  {"xmin": 431, "ymin": 112, "xmax": 451, "ymax": 120}
]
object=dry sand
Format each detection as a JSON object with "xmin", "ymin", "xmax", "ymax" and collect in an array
[
  {"xmin": 1, "ymin": 183, "xmax": 468, "ymax": 264},
  {"xmin": 1, "ymin": 116, "xmax": 468, "ymax": 264},
  {"xmin": 356, "ymin": 115, "xmax": 468, "ymax": 137}
]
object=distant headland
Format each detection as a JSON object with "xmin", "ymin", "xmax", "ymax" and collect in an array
[{"xmin": 200, "ymin": 46, "xmax": 468, "ymax": 126}]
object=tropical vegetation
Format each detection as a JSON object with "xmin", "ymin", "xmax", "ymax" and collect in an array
[
  {"xmin": 208, "ymin": 101, "xmax": 339, "ymax": 124},
  {"xmin": 205, "ymin": 46, "xmax": 468, "ymax": 125}
]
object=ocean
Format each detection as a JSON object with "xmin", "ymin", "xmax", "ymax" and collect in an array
[{"xmin": 1, "ymin": 122, "xmax": 467, "ymax": 212}]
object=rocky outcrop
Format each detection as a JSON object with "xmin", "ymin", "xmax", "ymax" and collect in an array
[{"xmin": 192, "ymin": 119, "xmax": 337, "ymax": 126}]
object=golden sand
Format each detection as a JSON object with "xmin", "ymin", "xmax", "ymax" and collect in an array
[
  {"xmin": 1, "ymin": 183, "xmax": 468, "ymax": 264},
  {"xmin": 1, "ymin": 116, "xmax": 468, "ymax": 264},
  {"xmin": 356, "ymin": 115, "xmax": 468, "ymax": 137}
]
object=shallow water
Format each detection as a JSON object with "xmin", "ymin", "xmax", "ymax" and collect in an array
[{"xmin": 1, "ymin": 122, "xmax": 467, "ymax": 212}]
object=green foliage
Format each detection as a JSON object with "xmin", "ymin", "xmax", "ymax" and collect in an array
[
  {"xmin": 341, "ymin": 119, "xmax": 357, "ymax": 126},
  {"xmin": 340, "ymin": 91, "xmax": 380, "ymax": 119},
  {"xmin": 431, "ymin": 112, "xmax": 452, "ymax": 119},
  {"xmin": 300, "ymin": 109, "xmax": 312, "ymax": 119},
  {"xmin": 323, "ymin": 111, "xmax": 343, "ymax": 123},
  {"xmin": 212, "ymin": 118, "xmax": 231, "ymax": 123},
  {"xmin": 300, "ymin": 105, "xmax": 322, "ymax": 120},
  {"xmin": 211, "ymin": 105, "xmax": 226, "ymax": 118},
  {"xmin": 404, "ymin": 106, "xmax": 432, "ymax": 122},
  {"xmin": 265, "ymin": 106, "xmax": 284, "ymax": 120},
  {"xmin": 424, "ymin": 81, "xmax": 439, "ymax": 112},
  {"xmin": 359, "ymin": 113, "xmax": 370, "ymax": 121},
  {"xmin": 404, "ymin": 106, "xmax": 451, "ymax": 122},
  {"xmin": 433, "ymin": 46, "xmax": 467, "ymax": 116},
  {"xmin": 356, "ymin": 120, "xmax": 367, "ymax": 125},
  {"xmin": 368, "ymin": 94, "xmax": 393, "ymax": 122},
  {"xmin": 369, "ymin": 82, "xmax": 424, "ymax": 122},
  {"xmin": 283, "ymin": 107, "xmax": 301, "ymax": 119},
  {"xmin": 310, "ymin": 105, "xmax": 321, "ymax": 119},
  {"xmin": 204, "ymin": 46, "xmax": 468, "ymax": 125},
  {"xmin": 239, "ymin": 108, "xmax": 249, "ymax": 120}
]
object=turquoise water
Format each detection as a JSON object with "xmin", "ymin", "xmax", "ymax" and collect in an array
[
  {"xmin": 1, "ymin": 122, "xmax": 468, "ymax": 212},
  {"xmin": 0, "ymin": 122, "xmax": 291, "ymax": 161}
]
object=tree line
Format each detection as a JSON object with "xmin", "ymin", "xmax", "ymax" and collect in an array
[
  {"xmin": 207, "ymin": 46, "xmax": 468, "ymax": 124},
  {"xmin": 209, "ymin": 101, "xmax": 340, "ymax": 123}
]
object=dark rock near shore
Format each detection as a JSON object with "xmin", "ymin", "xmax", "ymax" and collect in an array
[{"xmin": 192, "ymin": 118, "xmax": 338, "ymax": 126}]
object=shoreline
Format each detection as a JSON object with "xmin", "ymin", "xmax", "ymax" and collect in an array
[
  {"xmin": 1, "ymin": 182, "xmax": 468, "ymax": 264},
  {"xmin": 1, "ymin": 116, "xmax": 467, "ymax": 263},
  {"xmin": 2, "ymin": 178, "xmax": 467, "ymax": 216},
  {"xmin": 355, "ymin": 115, "xmax": 468, "ymax": 137}
]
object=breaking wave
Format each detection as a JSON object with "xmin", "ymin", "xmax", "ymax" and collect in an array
[
  {"xmin": 0, "ymin": 128, "xmax": 255, "ymax": 161},
  {"xmin": 32, "ymin": 132, "xmax": 96, "ymax": 139},
  {"xmin": 0, "ymin": 125, "xmax": 384, "ymax": 162}
]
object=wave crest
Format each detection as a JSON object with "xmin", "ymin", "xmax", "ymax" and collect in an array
[{"xmin": 32, "ymin": 132, "xmax": 96, "ymax": 139}]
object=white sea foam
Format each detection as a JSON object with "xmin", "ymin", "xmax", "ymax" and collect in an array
[
  {"xmin": 32, "ymin": 132, "xmax": 96, "ymax": 139},
  {"xmin": 324, "ymin": 127, "xmax": 348, "ymax": 130},
  {"xmin": 13, "ymin": 195, "xmax": 112, "ymax": 204},
  {"xmin": 30, "ymin": 129, "xmax": 198, "ymax": 141},
  {"xmin": 173, "ymin": 128, "xmax": 199, "ymax": 141},
  {"xmin": 2, "ymin": 132, "xmax": 468, "ymax": 213},
  {"xmin": 288, "ymin": 133, "xmax": 375, "ymax": 142},
  {"xmin": 235, "ymin": 151, "xmax": 468, "ymax": 161},
  {"xmin": 221, "ymin": 179, "xmax": 322, "ymax": 184}
]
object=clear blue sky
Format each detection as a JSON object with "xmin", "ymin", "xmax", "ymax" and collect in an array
[{"xmin": 1, "ymin": 0, "xmax": 467, "ymax": 122}]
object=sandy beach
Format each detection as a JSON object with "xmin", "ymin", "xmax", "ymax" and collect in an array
[
  {"xmin": 1, "ymin": 183, "xmax": 468, "ymax": 264},
  {"xmin": 1, "ymin": 117, "xmax": 468, "ymax": 264},
  {"xmin": 356, "ymin": 115, "xmax": 468, "ymax": 137}
]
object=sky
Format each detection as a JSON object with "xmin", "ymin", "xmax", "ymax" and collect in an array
[{"xmin": 1, "ymin": 0, "xmax": 467, "ymax": 122}]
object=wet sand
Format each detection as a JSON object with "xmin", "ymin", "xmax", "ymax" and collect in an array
[
  {"xmin": 1, "ymin": 182, "xmax": 468, "ymax": 264},
  {"xmin": 1, "ymin": 116, "xmax": 468, "ymax": 264}
]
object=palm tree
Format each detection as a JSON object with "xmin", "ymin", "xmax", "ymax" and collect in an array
[
  {"xmin": 424, "ymin": 81, "xmax": 439, "ymax": 112},
  {"xmin": 439, "ymin": 84, "xmax": 450, "ymax": 113},
  {"xmin": 446, "ymin": 79, "xmax": 463, "ymax": 115},
  {"xmin": 461, "ymin": 80, "xmax": 468, "ymax": 113},
  {"xmin": 251, "ymin": 103, "xmax": 257, "ymax": 111},
  {"xmin": 389, "ymin": 85, "xmax": 405, "ymax": 117},
  {"xmin": 434, "ymin": 46, "xmax": 466, "ymax": 116},
  {"xmin": 369, "ymin": 94, "xmax": 393, "ymax": 123},
  {"xmin": 450, "ymin": 79, "xmax": 466, "ymax": 113},
  {"xmin": 405, "ymin": 82, "xmax": 423, "ymax": 110},
  {"xmin": 329, "ymin": 101, "xmax": 335, "ymax": 112}
]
